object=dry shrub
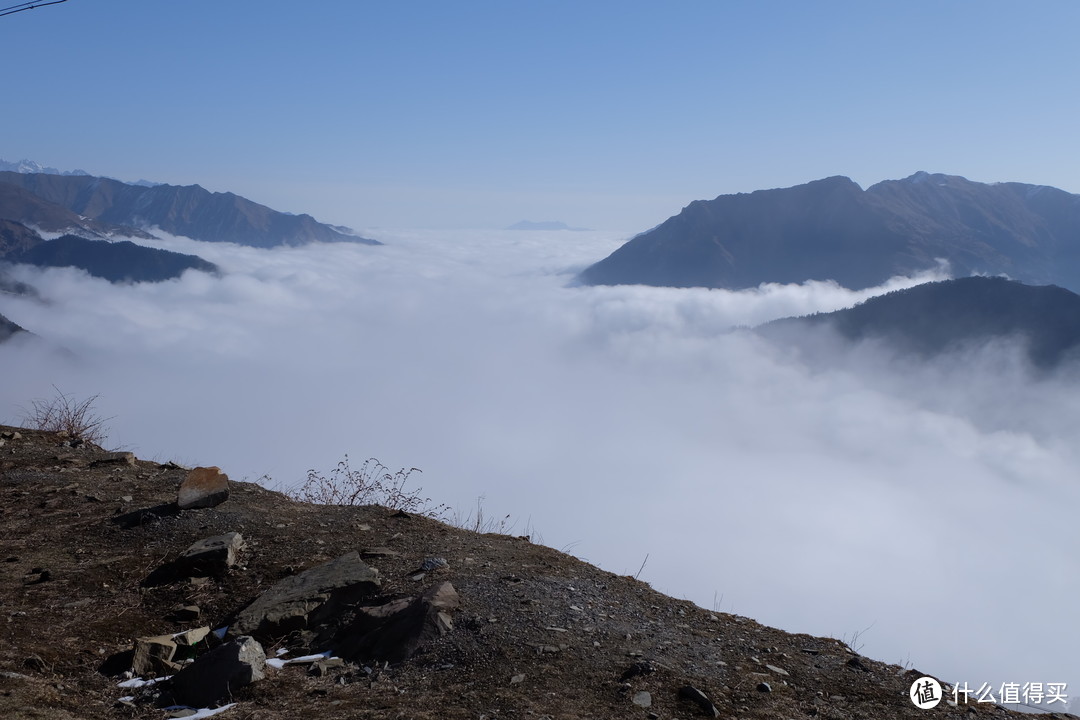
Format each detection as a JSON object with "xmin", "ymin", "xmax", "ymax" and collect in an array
[
  {"xmin": 289, "ymin": 455, "xmax": 448, "ymax": 518},
  {"xmin": 450, "ymin": 495, "xmax": 514, "ymax": 534},
  {"xmin": 21, "ymin": 385, "xmax": 111, "ymax": 445}
]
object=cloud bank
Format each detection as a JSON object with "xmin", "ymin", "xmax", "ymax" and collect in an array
[{"xmin": 0, "ymin": 229, "xmax": 1076, "ymax": 706}]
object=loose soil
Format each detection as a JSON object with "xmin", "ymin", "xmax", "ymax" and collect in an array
[{"xmin": 0, "ymin": 426, "xmax": 1062, "ymax": 719}]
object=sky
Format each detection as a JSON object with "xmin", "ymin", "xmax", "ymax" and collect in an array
[
  {"xmin": 3, "ymin": 0, "xmax": 1080, "ymax": 712},
  {"xmin": 3, "ymin": 1, "xmax": 1080, "ymax": 230}
]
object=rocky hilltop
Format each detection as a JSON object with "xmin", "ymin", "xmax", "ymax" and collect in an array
[
  {"xmin": 580, "ymin": 173, "xmax": 1080, "ymax": 293},
  {"xmin": 0, "ymin": 427, "xmax": 1051, "ymax": 719}
]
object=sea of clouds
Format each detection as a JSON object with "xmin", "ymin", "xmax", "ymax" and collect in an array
[{"xmin": 1, "ymin": 228, "xmax": 1076, "ymax": 708}]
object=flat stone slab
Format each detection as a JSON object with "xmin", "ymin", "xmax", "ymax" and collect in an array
[
  {"xmin": 228, "ymin": 551, "xmax": 380, "ymax": 641},
  {"xmin": 177, "ymin": 467, "xmax": 230, "ymax": 510}
]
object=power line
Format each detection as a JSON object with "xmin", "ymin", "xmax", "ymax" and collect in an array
[{"xmin": 0, "ymin": 0, "xmax": 69, "ymax": 18}]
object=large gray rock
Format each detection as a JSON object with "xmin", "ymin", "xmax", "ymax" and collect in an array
[
  {"xmin": 180, "ymin": 532, "xmax": 245, "ymax": 575},
  {"xmin": 142, "ymin": 533, "xmax": 244, "ymax": 586},
  {"xmin": 228, "ymin": 551, "xmax": 380, "ymax": 642},
  {"xmin": 334, "ymin": 581, "xmax": 460, "ymax": 664},
  {"xmin": 177, "ymin": 467, "xmax": 230, "ymax": 510},
  {"xmin": 170, "ymin": 636, "xmax": 265, "ymax": 708}
]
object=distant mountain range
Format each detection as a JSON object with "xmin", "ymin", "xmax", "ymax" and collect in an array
[
  {"xmin": 0, "ymin": 181, "xmax": 154, "ymax": 239},
  {"xmin": 507, "ymin": 220, "xmax": 590, "ymax": 231},
  {"xmin": 14, "ymin": 234, "xmax": 218, "ymax": 284},
  {"xmin": 1, "ymin": 158, "xmax": 161, "ymax": 188},
  {"xmin": 0, "ymin": 219, "xmax": 218, "ymax": 284},
  {"xmin": 0, "ymin": 161, "xmax": 388, "ymax": 343},
  {"xmin": 0, "ymin": 166, "xmax": 378, "ymax": 248},
  {"xmin": 759, "ymin": 276, "xmax": 1080, "ymax": 370},
  {"xmin": 0, "ymin": 159, "xmax": 91, "ymax": 178},
  {"xmin": 580, "ymin": 172, "xmax": 1080, "ymax": 293}
]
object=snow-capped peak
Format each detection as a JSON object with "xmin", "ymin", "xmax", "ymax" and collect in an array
[{"xmin": 0, "ymin": 158, "xmax": 90, "ymax": 176}]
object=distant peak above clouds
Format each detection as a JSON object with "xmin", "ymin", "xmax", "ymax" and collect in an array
[
  {"xmin": 759, "ymin": 276, "xmax": 1080, "ymax": 371},
  {"xmin": 506, "ymin": 220, "xmax": 591, "ymax": 231},
  {"xmin": 0, "ymin": 157, "xmax": 160, "ymax": 186},
  {"xmin": 0, "ymin": 167, "xmax": 380, "ymax": 248},
  {"xmin": 580, "ymin": 172, "xmax": 1080, "ymax": 294}
]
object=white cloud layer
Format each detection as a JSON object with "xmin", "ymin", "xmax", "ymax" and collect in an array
[{"xmin": 1, "ymin": 230, "xmax": 1076, "ymax": 705}]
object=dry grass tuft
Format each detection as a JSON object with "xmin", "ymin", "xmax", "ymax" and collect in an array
[
  {"xmin": 20, "ymin": 385, "xmax": 111, "ymax": 445},
  {"xmin": 288, "ymin": 454, "xmax": 448, "ymax": 518}
]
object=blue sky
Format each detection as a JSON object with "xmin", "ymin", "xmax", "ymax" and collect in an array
[{"xmin": 4, "ymin": 1, "xmax": 1080, "ymax": 229}]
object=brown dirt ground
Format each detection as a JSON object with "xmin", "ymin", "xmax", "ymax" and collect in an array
[{"xmin": 0, "ymin": 425, "xmax": 1069, "ymax": 720}]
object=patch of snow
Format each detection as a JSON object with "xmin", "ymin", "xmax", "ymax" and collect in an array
[
  {"xmin": 117, "ymin": 675, "xmax": 172, "ymax": 688},
  {"xmin": 163, "ymin": 704, "xmax": 237, "ymax": 718},
  {"xmin": 266, "ymin": 651, "xmax": 334, "ymax": 669},
  {"xmin": 0, "ymin": 158, "xmax": 89, "ymax": 176}
]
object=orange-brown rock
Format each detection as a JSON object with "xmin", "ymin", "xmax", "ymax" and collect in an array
[{"xmin": 177, "ymin": 466, "xmax": 230, "ymax": 510}]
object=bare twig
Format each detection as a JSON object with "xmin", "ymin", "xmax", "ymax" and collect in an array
[{"xmin": 635, "ymin": 553, "xmax": 649, "ymax": 580}]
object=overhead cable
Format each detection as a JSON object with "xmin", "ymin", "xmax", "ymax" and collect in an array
[{"xmin": 0, "ymin": 0, "xmax": 69, "ymax": 18}]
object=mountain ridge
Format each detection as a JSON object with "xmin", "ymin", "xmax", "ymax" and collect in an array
[
  {"xmin": 11, "ymin": 234, "xmax": 219, "ymax": 284},
  {"xmin": 0, "ymin": 182, "xmax": 154, "ymax": 240},
  {"xmin": 0, "ymin": 219, "xmax": 218, "ymax": 289},
  {"xmin": 0, "ymin": 171, "xmax": 380, "ymax": 248},
  {"xmin": 580, "ymin": 172, "xmax": 1080, "ymax": 293},
  {"xmin": 758, "ymin": 276, "xmax": 1080, "ymax": 370}
]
